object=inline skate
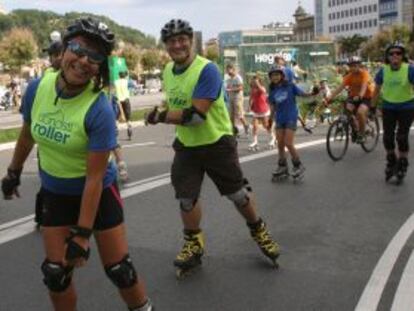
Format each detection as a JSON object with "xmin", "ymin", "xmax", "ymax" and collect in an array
[
  {"xmin": 174, "ymin": 230, "xmax": 205, "ymax": 278},
  {"xmin": 248, "ymin": 219, "xmax": 280, "ymax": 268},
  {"xmin": 271, "ymin": 159, "xmax": 289, "ymax": 182}
]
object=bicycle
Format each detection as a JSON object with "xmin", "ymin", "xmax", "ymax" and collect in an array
[{"xmin": 326, "ymin": 100, "xmax": 380, "ymax": 161}]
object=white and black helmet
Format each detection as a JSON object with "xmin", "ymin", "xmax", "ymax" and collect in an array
[
  {"xmin": 161, "ymin": 19, "xmax": 193, "ymax": 43},
  {"xmin": 63, "ymin": 17, "xmax": 115, "ymax": 55}
]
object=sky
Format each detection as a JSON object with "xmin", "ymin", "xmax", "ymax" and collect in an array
[{"xmin": 3, "ymin": 0, "xmax": 314, "ymax": 41}]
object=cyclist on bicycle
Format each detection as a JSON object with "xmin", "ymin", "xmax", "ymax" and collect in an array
[
  {"xmin": 373, "ymin": 42, "xmax": 414, "ymax": 182},
  {"xmin": 326, "ymin": 56, "xmax": 374, "ymax": 143}
]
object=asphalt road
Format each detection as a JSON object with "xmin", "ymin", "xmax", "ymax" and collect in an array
[{"xmin": 1, "ymin": 123, "xmax": 414, "ymax": 311}]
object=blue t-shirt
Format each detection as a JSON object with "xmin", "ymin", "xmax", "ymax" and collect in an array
[
  {"xmin": 268, "ymin": 82, "xmax": 305, "ymax": 124},
  {"xmin": 173, "ymin": 62, "xmax": 223, "ymax": 101},
  {"xmin": 375, "ymin": 65, "xmax": 414, "ymax": 110},
  {"xmin": 21, "ymin": 79, "xmax": 117, "ymax": 195}
]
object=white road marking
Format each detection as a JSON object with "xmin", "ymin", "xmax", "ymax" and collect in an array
[
  {"xmin": 355, "ymin": 213, "xmax": 414, "ymax": 311},
  {"xmin": 390, "ymin": 248, "xmax": 414, "ymax": 311},
  {"xmin": 122, "ymin": 142, "xmax": 156, "ymax": 149}
]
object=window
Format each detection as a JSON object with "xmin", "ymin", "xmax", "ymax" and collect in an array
[
  {"xmin": 364, "ymin": 20, "xmax": 367, "ymax": 28},
  {"xmin": 368, "ymin": 5, "xmax": 372, "ymax": 13},
  {"xmin": 350, "ymin": 23, "xmax": 354, "ymax": 30},
  {"xmin": 368, "ymin": 20, "xmax": 372, "ymax": 27},
  {"xmin": 341, "ymin": 11, "xmax": 344, "ymax": 18},
  {"xmin": 373, "ymin": 4, "xmax": 377, "ymax": 11},
  {"xmin": 359, "ymin": 21, "xmax": 363, "ymax": 28},
  {"xmin": 355, "ymin": 8, "xmax": 358, "ymax": 15},
  {"xmin": 373, "ymin": 19, "xmax": 377, "ymax": 26},
  {"xmin": 355, "ymin": 22, "xmax": 358, "ymax": 29},
  {"xmin": 350, "ymin": 9, "xmax": 353, "ymax": 16},
  {"xmin": 359, "ymin": 7, "xmax": 362, "ymax": 14},
  {"xmin": 345, "ymin": 10, "xmax": 349, "ymax": 17},
  {"xmin": 337, "ymin": 12, "xmax": 340, "ymax": 18},
  {"xmin": 364, "ymin": 6, "xmax": 367, "ymax": 14},
  {"xmin": 346, "ymin": 23, "xmax": 349, "ymax": 31},
  {"xmin": 341, "ymin": 24, "xmax": 345, "ymax": 31}
]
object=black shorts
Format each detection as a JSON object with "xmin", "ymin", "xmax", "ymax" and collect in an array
[
  {"xmin": 40, "ymin": 182, "xmax": 124, "ymax": 230},
  {"xmin": 347, "ymin": 98, "xmax": 371, "ymax": 108},
  {"xmin": 171, "ymin": 135, "xmax": 245, "ymax": 199}
]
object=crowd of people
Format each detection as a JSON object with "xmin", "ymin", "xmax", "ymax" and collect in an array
[{"xmin": 1, "ymin": 16, "xmax": 414, "ymax": 310}]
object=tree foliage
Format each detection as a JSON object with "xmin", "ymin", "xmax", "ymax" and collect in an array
[
  {"xmin": 0, "ymin": 9, "xmax": 156, "ymax": 56},
  {"xmin": 120, "ymin": 43, "xmax": 141, "ymax": 72},
  {"xmin": 361, "ymin": 25, "xmax": 411, "ymax": 61},
  {"xmin": 338, "ymin": 34, "xmax": 367, "ymax": 55},
  {"xmin": 205, "ymin": 45, "xmax": 219, "ymax": 63},
  {"xmin": 0, "ymin": 28, "xmax": 38, "ymax": 72},
  {"xmin": 141, "ymin": 49, "xmax": 160, "ymax": 72}
]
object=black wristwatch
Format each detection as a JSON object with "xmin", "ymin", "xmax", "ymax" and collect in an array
[{"xmin": 69, "ymin": 225, "xmax": 93, "ymax": 239}]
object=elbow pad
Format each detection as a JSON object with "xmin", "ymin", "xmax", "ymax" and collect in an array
[{"xmin": 181, "ymin": 106, "xmax": 206, "ymax": 126}]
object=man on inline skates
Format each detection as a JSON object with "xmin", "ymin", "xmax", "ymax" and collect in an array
[{"xmin": 145, "ymin": 19, "xmax": 280, "ymax": 277}]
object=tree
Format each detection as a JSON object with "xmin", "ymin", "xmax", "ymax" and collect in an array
[
  {"xmin": 205, "ymin": 45, "xmax": 219, "ymax": 63},
  {"xmin": 0, "ymin": 28, "xmax": 38, "ymax": 72},
  {"xmin": 141, "ymin": 49, "xmax": 160, "ymax": 72},
  {"xmin": 361, "ymin": 25, "xmax": 411, "ymax": 61},
  {"xmin": 120, "ymin": 43, "xmax": 141, "ymax": 73},
  {"xmin": 338, "ymin": 34, "xmax": 367, "ymax": 56}
]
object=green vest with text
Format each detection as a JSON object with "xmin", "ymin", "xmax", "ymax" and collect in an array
[
  {"xmin": 31, "ymin": 71, "xmax": 100, "ymax": 178},
  {"xmin": 382, "ymin": 63, "xmax": 414, "ymax": 104},
  {"xmin": 163, "ymin": 55, "xmax": 232, "ymax": 147}
]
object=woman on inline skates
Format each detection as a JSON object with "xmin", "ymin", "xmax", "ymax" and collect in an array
[
  {"xmin": 268, "ymin": 66, "xmax": 315, "ymax": 181},
  {"xmin": 248, "ymin": 74, "xmax": 275, "ymax": 151}
]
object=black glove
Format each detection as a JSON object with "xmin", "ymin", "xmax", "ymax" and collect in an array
[
  {"xmin": 65, "ymin": 226, "xmax": 92, "ymax": 262},
  {"xmin": 1, "ymin": 168, "xmax": 22, "ymax": 200},
  {"xmin": 145, "ymin": 107, "xmax": 160, "ymax": 125},
  {"xmin": 145, "ymin": 106, "xmax": 167, "ymax": 125}
]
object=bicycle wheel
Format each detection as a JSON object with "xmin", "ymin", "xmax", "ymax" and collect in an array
[
  {"xmin": 361, "ymin": 115, "xmax": 380, "ymax": 153},
  {"xmin": 327, "ymin": 118, "xmax": 349, "ymax": 161}
]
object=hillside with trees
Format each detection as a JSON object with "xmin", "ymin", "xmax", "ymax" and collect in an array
[{"xmin": 0, "ymin": 9, "xmax": 157, "ymax": 52}]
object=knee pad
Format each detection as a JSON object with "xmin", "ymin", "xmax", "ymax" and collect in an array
[
  {"xmin": 41, "ymin": 260, "xmax": 73, "ymax": 293},
  {"xmin": 226, "ymin": 187, "xmax": 250, "ymax": 209},
  {"xmin": 179, "ymin": 198, "xmax": 198, "ymax": 212},
  {"xmin": 105, "ymin": 255, "xmax": 137, "ymax": 289}
]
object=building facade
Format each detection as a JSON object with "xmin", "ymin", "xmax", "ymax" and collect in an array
[
  {"xmin": 316, "ymin": 0, "xmax": 379, "ymax": 39},
  {"xmin": 315, "ymin": 0, "xmax": 414, "ymax": 39},
  {"xmin": 379, "ymin": 0, "xmax": 414, "ymax": 30},
  {"xmin": 293, "ymin": 4, "xmax": 315, "ymax": 42}
]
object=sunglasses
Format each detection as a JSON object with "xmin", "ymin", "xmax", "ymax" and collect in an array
[
  {"xmin": 67, "ymin": 41, "xmax": 105, "ymax": 65},
  {"xmin": 388, "ymin": 51, "xmax": 403, "ymax": 57}
]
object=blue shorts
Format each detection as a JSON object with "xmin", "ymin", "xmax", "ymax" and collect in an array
[{"xmin": 276, "ymin": 119, "xmax": 297, "ymax": 131}]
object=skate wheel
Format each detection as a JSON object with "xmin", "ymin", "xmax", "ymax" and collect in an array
[
  {"xmin": 272, "ymin": 260, "xmax": 280, "ymax": 269},
  {"xmin": 175, "ymin": 262, "xmax": 202, "ymax": 279}
]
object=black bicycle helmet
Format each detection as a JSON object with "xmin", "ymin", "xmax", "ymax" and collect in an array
[
  {"xmin": 385, "ymin": 41, "xmax": 406, "ymax": 56},
  {"xmin": 268, "ymin": 65, "xmax": 285, "ymax": 77},
  {"xmin": 63, "ymin": 17, "xmax": 115, "ymax": 55},
  {"xmin": 348, "ymin": 56, "xmax": 362, "ymax": 65},
  {"xmin": 161, "ymin": 19, "xmax": 193, "ymax": 43},
  {"xmin": 43, "ymin": 41, "xmax": 63, "ymax": 55}
]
